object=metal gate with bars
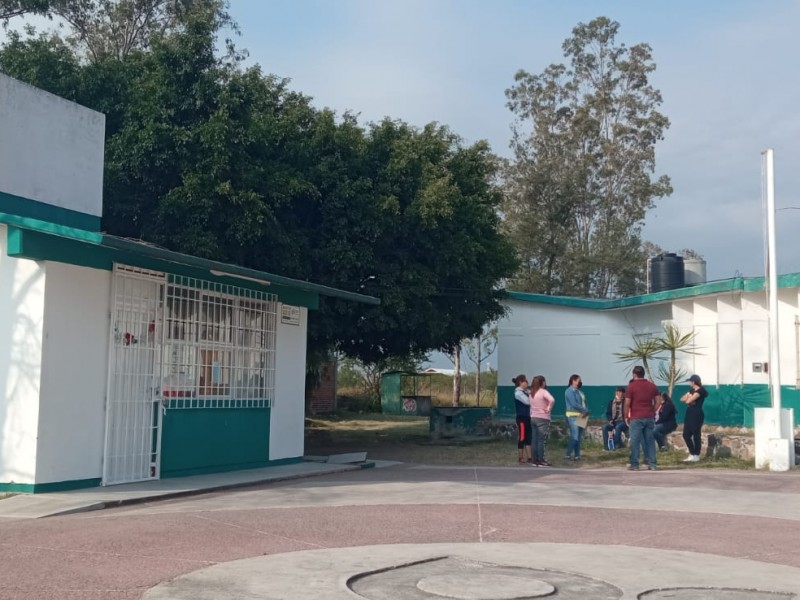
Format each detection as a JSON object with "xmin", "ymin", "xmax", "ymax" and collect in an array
[
  {"xmin": 103, "ymin": 265, "xmax": 278, "ymax": 485},
  {"xmin": 103, "ymin": 266, "xmax": 165, "ymax": 485}
]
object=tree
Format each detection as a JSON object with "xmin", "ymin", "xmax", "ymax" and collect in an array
[
  {"xmin": 615, "ymin": 335, "xmax": 660, "ymax": 381},
  {"xmin": 450, "ymin": 345, "xmax": 462, "ymax": 407},
  {"xmin": 1, "ymin": 0, "xmax": 52, "ymax": 23},
  {"xmin": 615, "ymin": 323, "xmax": 699, "ymax": 396},
  {"xmin": 0, "ymin": 7, "xmax": 518, "ymax": 372},
  {"xmin": 504, "ymin": 17, "xmax": 672, "ymax": 298},
  {"xmin": 463, "ymin": 325, "xmax": 498, "ymax": 406},
  {"xmin": 655, "ymin": 323, "xmax": 699, "ymax": 398}
]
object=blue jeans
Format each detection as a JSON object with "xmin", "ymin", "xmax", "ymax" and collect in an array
[
  {"xmin": 565, "ymin": 416, "xmax": 583, "ymax": 459},
  {"xmin": 653, "ymin": 423, "xmax": 675, "ymax": 449},
  {"xmin": 603, "ymin": 421, "xmax": 628, "ymax": 449},
  {"xmin": 531, "ymin": 417, "xmax": 550, "ymax": 463},
  {"xmin": 628, "ymin": 418, "xmax": 656, "ymax": 468}
]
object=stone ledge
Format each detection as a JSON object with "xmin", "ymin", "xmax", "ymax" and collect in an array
[{"xmin": 488, "ymin": 420, "xmax": 800, "ymax": 462}]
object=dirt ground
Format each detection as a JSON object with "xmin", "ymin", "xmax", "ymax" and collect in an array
[{"xmin": 304, "ymin": 413, "xmax": 754, "ymax": 469}]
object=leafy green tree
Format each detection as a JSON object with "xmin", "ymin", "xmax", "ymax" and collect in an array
[
  {"xmin": 0, "ymin": 0, "xmax": 52, "ymax": 23},
  {"xmin": 504, "ymin": 17, "xmax": 672, "ymax": 298},
  {"xmin": 616, "ymin": 323, "xmax": 700, "ymax": 396},
  {"xmin": 0, "ymin": 6, "xmax": 517, "ymax": 370}
]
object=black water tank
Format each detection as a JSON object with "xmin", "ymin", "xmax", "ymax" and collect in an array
[{"xmin": 650, "ymin": 253, "xmax": 685, "ymax": 292}]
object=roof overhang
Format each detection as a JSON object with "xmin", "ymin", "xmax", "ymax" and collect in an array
[{"xmin": 1, "ymin": 213, "xmax": 380, "ymax": 309}]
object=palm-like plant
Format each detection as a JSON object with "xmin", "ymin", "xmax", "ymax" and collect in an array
[
  {"xmin": 614, "ymin": 336, "xmax": 661, "ymax": 381},
  {"xmin": 655, "ymin": 323, "xmax": 699, "ymax": 397}
]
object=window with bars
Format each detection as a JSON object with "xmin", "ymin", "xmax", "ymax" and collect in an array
[{"xmin": 160, "ymin": 275, "xmax": 277, "ymax": 409}]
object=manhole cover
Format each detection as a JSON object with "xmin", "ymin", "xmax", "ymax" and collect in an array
[
  {"xmin": 348, "ymin": 556, "xmax": 622, "ymax": 599},
  {"xmin": 417, "ymin": 573, "xmax": 555, "ymax": 599},
  {"xmin": 639, "ymin": 589, "xmax": 794, "ymax": 599}
]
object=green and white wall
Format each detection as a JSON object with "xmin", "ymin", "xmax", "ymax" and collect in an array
[
  {"xmin": 497, "ymin": 281, "xmax": 800, "ymax": 427},
  {"xmin": 0, "ymin": 73, "xmax": 369, "ymax": 492}
]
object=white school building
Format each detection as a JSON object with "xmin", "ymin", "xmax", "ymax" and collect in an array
[
  {"xmin": 0, "ymin": 74, "xmax": 377, "ymax": 493},
  {"xmin": 497, "ymin": 277, "xmax": 800, "ymax": 428}
]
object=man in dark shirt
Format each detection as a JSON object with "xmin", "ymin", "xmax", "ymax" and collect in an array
[{"xmin": 624, "ymin": 365, "xmax": 660, "ymax": 471}]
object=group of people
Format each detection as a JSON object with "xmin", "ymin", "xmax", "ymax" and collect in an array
[{"xmin": 513, "ymin": 368, "xmax": 709, "ymax": 469}]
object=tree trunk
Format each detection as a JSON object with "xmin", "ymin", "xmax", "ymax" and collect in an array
[
  {"xmin": 475, "ymin": 340, "xmax": 481, "ymax": 406},
  {"xmin": 452, "ymin": 346, "xmax": 461, "ymax": 407}
]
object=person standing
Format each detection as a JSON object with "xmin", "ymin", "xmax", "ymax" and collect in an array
[
  {"xmin": 680, "ymin": 374, "xmax": 708, "ymax": 462},
  {"xmin": 653, "ymin": 392, "xmax": 678, "ymax": 451},
  {"xmin": 513, "ymin": 374, "xmax": 532, "ymax": 464},
  {"xmin": 564, "ymin": 374, "xmax": 588, "ymax": 461},
  {"xmin": 623, "ymin": 366, "xmax": 659, "ymax": 471},
  {"xmin": 603, "ymin": 387, "xmax": 628, "ymax": 450},
  {"xmin": 529, "ymin": 375, "xmax": 555, "ymax": 467}
]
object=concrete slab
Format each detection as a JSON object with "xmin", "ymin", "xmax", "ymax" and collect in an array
[
  {"xmin": 0, "ymin": 461, "xmax": 365, "ymax": 519},
  {"xmin": 141, "ymin": 543, "xmax": 800, "ymax": 599},
  {"xmin": 325, "ymin": 452, "xmax": 368, "ymax": 464}
]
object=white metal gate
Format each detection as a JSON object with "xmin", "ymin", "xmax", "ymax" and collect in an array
[{"xmin": 103, "ymin": 265, "xmax": 166, "ymax": 485}]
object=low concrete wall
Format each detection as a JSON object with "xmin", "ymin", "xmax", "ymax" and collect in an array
[{"xmin": 489, "ymin": 420, "xmax": 800, "ymax": 462}]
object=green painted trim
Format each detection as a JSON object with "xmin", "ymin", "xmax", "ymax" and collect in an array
[
  {"xmin": 103, "ymin": 235, "xmax": 379, "ymax": 306},
  {"xmin": 497, "ymin": 385, "xmax": 618, "ymax": 419},
  {"xmin": 0, "ymin": 213, "xmax": 103, "ymax": 243},
  {"xmin": 0, "ymin": 477, "xmax": 101, "ymax": 494},
  {"xmin": 505, "ymin": 273, "xmax": 800, "ymax": 310},
  {"xmin": 0, "ymin": 192, "xmax": 101, "ymax": 231},
  {"xmin": 2, "ymin": 215, "xmax": 377, "ymax": 307},
  {"xmin": 165, "ymin": 398, "xmax": 270, "ymax": 410},
  {"xmin": 497, "ymin": 383, "xmax": 800, "ymax": 427}
]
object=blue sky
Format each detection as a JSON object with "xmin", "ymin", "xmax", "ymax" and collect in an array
[
  {"xmin": 3, "ymin": 1, "xmax": 799, "ymax": 282},
  {"xmin": 227, "ymin": 0, "xmax": 800, "ymax": 282}
]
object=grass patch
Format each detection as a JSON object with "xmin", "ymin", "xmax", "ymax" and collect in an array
[{"xmin": 305, "ymin": 413, "xmax": 755, "ymax": 469}]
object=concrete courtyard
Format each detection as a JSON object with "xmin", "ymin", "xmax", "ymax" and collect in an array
[{"xmin": 2, "ymin": 463, "xmax": 800, "ymax": 599}]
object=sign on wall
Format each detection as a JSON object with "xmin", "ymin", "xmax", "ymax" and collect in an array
[{"xmin": 281, "ymin": 304, "xmax": 301, "ymax": 326}]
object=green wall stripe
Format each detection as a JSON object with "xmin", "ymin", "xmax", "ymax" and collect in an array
[
  {"xmin": 0, "ymin": 192, "xmax": 101, "ymax": 231},
  {"xmin": 160, "ymin": 407, "xmax": 272, "ymax": 478},
  {"xmin": 6, "ymin": 227, "xmax": 320, "ymax": 308},
  {"xmin": 497, "ymin": 383, "xmax": 800, "ymax": 427},
  {"xmin": 0, "ymin": 478, "xmax": 102, "ymax": 494}
]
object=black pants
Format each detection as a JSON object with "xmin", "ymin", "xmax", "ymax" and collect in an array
[
  {"xmin": 683, "ymin": 411, "xmax": 704, "ymax": 455},
  {"xmin": 517, "ymin": 415, "xmax": 531, "ymax": 449}
]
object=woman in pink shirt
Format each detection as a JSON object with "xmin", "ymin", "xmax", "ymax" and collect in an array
[{"xmin": 529, "ymin": 375, "xmax": 555, "ymax": 467}]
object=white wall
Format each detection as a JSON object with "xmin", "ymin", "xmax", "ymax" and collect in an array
[
  {"xmin": 36, "ymin": 262, "xmax": 111, "ymax": 484},
  {"xmin": 0, "ymin": 74, "xmax": 105, "ymax": 218},
  {"xmin": 499, "ymin": 287, "xmax": 800, "ymax": 391},
  {"xmin": 0, "ymin": 225, "xmax": 45, "ymax": 484},
  {"xmin": 499, "ymin": 300, "xmax": 670, "ymax": 387},
  {"xmin": 269, "ymin": 304, "xmax": 308, "ymax": 461}
]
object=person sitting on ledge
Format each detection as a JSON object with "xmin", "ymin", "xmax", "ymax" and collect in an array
[
  {"xmin": 602, "ymin": 386, "xmax": 628, "ymax": 450},
  {"xmin": 654, "ymin": 392, "xmax": 678, "ymax": 451}
]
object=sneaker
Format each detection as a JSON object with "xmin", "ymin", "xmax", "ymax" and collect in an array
[
  {"xmin": 691, "ymin": 455, "xmax": 701, "ymax": 462},
  {"xmin": 530, "ymin": 460, "xmax": 540, "ymax": 467},
  {"xmin": 627, "ymin": 465, "xmax": 639, "ymax": 471},
  {"xmin": 647, "ymin": 465, "xmax": 657, "ymax": 471},
  {"xmin": 682, "ymin": 455, "xmax": 695, "ymax": 462},
  {"xmin": 538, "ymin": 460, "xmax": 551, "ymax": 467}
]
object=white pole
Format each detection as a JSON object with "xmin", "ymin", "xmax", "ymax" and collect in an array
[{"xmin": 763, "ymin": 149, "xmax": 782, "ymax": 417}]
